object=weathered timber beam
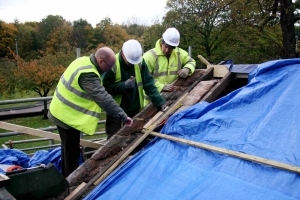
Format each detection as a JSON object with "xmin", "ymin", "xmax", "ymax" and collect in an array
[
  {"xmin": 147, "ymin": 131, "xmax": 300, "ymax": 174},
  {"xmin": 0, "ymin": 121, "xmax": 102, "ymax": 149},
  {"xmin": 65, "ymin": 182, "xmax": 86, "ymax": 200},
  {"xmin": 202, "ymin": 72, "xmax": 231, "ymax": 102},
  {"xmin": 198, "ymin": 55, "xmax": 211, "ymax": 65}
]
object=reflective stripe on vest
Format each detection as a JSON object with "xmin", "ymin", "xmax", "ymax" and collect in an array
[
  {"xmin": 113, "ymin": 53, "xmax": 144, "ymax": 109},
  {"xmin": 50, "ymin": 57, "xmax": 102, "ymax": 135},
  {"xmin": 149, "ymin": 49, "xmax": 182, "ymax": 79}
]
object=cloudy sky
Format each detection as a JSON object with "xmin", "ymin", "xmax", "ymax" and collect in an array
[{"xmin": 0, "ymin": 0, "xmax": 168, "ymax": 26}]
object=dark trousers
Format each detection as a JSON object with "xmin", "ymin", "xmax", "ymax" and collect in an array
[
  {"xmin": 105, "ymin": 114, "xmax": 123, "ymax": 139},
  {"xmin": 57, "ymin": 126, "xmax": 80, "ymax": 177}
]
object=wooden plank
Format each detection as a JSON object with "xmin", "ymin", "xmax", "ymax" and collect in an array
[
  {"xmin": 0, "ymin": 121, "xmax": 102, "ymax": 149},
  {"xmin": 207, "ymin": 64, "xmax": 230, "ymax": 78},
  {"xmin": 64, "ymin": 182, "xmax": 86, "ymax": 200},
  {"xmin": 148, "ymin": 131, "xmax": 300, "ymax": 174},
  {"xmin": 202, "ymin": 72, "xmax": 231, "ymax": 102},
  {"xmin": 143, "ymin": 111, "xmax": 163, "ymax": 130},
  {"xmin": 198, "ymin": 55, "xmax": 211, "ymax": 65}
]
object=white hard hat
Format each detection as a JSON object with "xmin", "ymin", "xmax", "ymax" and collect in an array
[
  {"xmin": 162, "ymin": 27, "xmax": 180, "ymax": 47},
  {"xmin": 122, "ymin": 39, "xmax": 142, "ymax": 64}
]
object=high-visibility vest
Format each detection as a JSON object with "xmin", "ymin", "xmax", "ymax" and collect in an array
[
  {"xmin": 147, "ymin": 49, "xmax": 182, "ymax": 85},
  {"xmin": 113, "ymin": 53, "xmax": 144, "ymax": 109},
  {"xmin": 50, "ymin": 57, "xmax": 102, "ymax": 135}
]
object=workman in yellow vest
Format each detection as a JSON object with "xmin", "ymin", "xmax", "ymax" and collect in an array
[
  {"xmin": 143, "ymin": 27, "xmax": 196, "ymax": 106},
  {"xmin": 102, "ymin": 39, "xmax": 166, "ymax": 139},
  {"xmin": 48, "ymin": 47, "xmax": 133, "ymax": 177}
]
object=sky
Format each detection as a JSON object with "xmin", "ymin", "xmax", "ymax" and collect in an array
[{"xmin": 0, "ymin": 0, "xmax": 168, "ymax": 27}]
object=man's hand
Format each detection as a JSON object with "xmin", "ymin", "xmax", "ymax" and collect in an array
[
  {"xmin": 162, "ymin": 84, "xmax": 175, "ymax": 92},
  {"xmin": 178, "ymin": 68, "xmax": 190, "ymax": 78},
  {"xmin": 125, "ymin": 76, "xmax": 136, "ymax": 89},
  {"xmin": 124, "ymin": 117, "xmax": 133, "ymax": 127}
]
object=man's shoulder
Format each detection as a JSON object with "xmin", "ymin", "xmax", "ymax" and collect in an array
[{"xmin": 176, "ymin": 48, "xmax": 190, "ymax": 57}]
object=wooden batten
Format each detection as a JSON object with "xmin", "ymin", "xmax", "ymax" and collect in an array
[{"xmin": 0, "ymin": 121, "xmax": 102, "ymax": 149}]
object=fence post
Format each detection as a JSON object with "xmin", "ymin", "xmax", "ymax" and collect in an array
[
  {"xmin": 76, "ymin": 48, "xmax": 81, "ymax": 58},
  {"xmin": 188, "ymin": 46, "xmax": 192, "ymax": 57},
  {"xmin": 49, "ymin": 139, "xmax": 54, "ymax": 146},
  {"xmin": 43, "ymin": 100, "xmax": 48, "ymax": 119}
]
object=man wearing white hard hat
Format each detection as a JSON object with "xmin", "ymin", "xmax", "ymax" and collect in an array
[
  {"xmin": 143, "ymin": 27, "xmax": 196, "ymax": 106},
  {"xmin": 102, "ymin": 39, "xmax": 166, "ymax": 139}
]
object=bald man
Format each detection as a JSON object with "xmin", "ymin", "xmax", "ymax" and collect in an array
[{"xmin": 48, "ymin": 47, "xmax": 133, "ymax": 177}]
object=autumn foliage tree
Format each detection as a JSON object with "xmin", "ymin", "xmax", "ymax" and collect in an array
[
  {"xmin": 12, "ymin": 53, "xmax": 66, "ymax": 97},
  {"xmin": 0, "ymin": 21, "xmax": 17, "ymax": 58},
  {"xmin": 103, "ymin": 24, "xmax": 131, "ymax": 53},
  {"xmin": 0, "ymin": 58, "xmax": 17, "ymax": 97}
]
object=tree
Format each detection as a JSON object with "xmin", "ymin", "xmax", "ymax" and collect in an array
[
  {"xmin": 121, "ymin": 16, "xmax": 148, "ymax": 38},
  {"xmin": 46, "ymin": 23, "xmax": 73, "ymax": 54},
  {"xmin": 228, "ymin": 0, "xmax": 300, "ymax": 58},
  {"xmin": 35, "ymin": 15, "xmax": 67, "ymax": 53},
  {"xmin": 142, "ymin": 22, "xmax": 165, "ymax": 51},
  {"xmin": 163, "ymin": 0, "xmax": 233, "ymax": 63},
  {"xmin": 12, "ymin": 53, "xmax": 66, "ymax": 98},
  {"xmin": 94, "ymin": 17, "xmax": 113, "ymax": 47},
  {"xmin": 102, "ymin": 24, "xmax": 131, "ymax": 52},
  {"xmin": 219, "ymin": 24, "xmax": 282, "ymax": 63},
  {"xmin": 72, "ymin": 19, "xmax": 95, "ymax": 51},
  {"xmin": 268, "ymin": 0, "xmax": 299, "ymax": 58},
  {"xmin": 0, "ymin": 57, "xmax": 17, "ymax": 97},
  {"xmin": 0, "ymin": 21, "xmax": 17, "ymax": 58},
  {"xmin": 15, "ymin": 22, "xmax": 38, "ymax": 61}
]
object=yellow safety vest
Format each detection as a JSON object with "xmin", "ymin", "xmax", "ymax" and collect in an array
[
  {"xmin": 49, "ymin": 57, "xmax": 102, "ymax": 135},
  {"xmin": 113, "ymin": 53, "xmax": 144, "ymax": 109},
  {"xmin": 143, "ymin": 39, "xmax": 195, "ymax": 93},
  {"xmin": 148, "ymin": 49, "xmax": 181, "ymax": 83}
]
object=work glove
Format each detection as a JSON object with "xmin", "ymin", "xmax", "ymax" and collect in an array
[
  {"xmin": 124, "ymin": 77, "xmax": 136, "ymax": 89},
  {"xmin": 178, "ymin": 68, "xmax": 190, "ymax": 78},
  {"xmin": 160, "ymin": 104, "xmax": 167, "ymax": 112},
  {"xmin": 162, "ymin": 84, "xmax": 175, "ymax": 92},
  {"xmin": 124, "ymin": 117, "xmax": 133, "ymax": 127}
]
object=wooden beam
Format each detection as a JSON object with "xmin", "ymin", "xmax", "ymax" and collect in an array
[
  {"xmin": 147, "ymin": 131, "xmax": 300, "ymax": 174},
  {"xmin": 207, "ymin": 64, "xmax": 230, "ymax": 78},
  {"xmin": 64, "ymin": 182, "xmax": 86, "ymax": 200},
  {"xmin": 143, "ymin": 111, "xmax": 163, "ymax": 130},
  {"xmin": 0, "ymin": 121, "xmax": 102, "ymax": 149},
  {"xmin": 198, "ymin": 55, "xmax": 211, "ymax": 65},
  {"xmin": 202, "ymin": 72, "xmax": 231, "ymax": 103}
]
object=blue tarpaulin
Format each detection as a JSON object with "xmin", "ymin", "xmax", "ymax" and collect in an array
[
  {"xmin": 0, "ymin": 147, "xmax": 85, "ymax": 174},
  {"xmin": 0, "ymin": 147, "xmax": 62, "ymax": 173},
  {"xmin": 85, "ymin": 59, "xmax": 300, "ymax": 200}
]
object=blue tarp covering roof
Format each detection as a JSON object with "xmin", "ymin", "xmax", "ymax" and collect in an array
[
  {"xmin": 217, "ymin": 59, "xmax": 258, "ymax": 73},
  {"xmin": 85, "ymin": 59, "xmax": 300, "ymax": 200}
]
